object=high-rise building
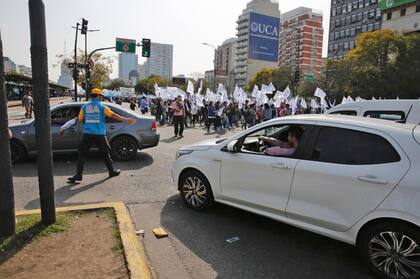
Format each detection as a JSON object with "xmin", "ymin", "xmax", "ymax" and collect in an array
[
  {"xmin": 213, "ymin": 38, "xmax": 237, "ymax": 92},
  {"xmin": 328, "ymin": 0, "xmax": 382, "ymax": 59},
  {"xmin": 216, "ymin": 38, "xmax": 237, "ymax": 74},
  {"xmin": 3, "ymin": 57, "xmax": 16, "ymax": 73},
  {"xmin": 278, "ymin": 7, "xmax": 324, "ymax": 78},
  {"xmin": 381, "ymin": 0, "xmax": 420, "ymax": 34},
  {"xmin": 118, "ymin": 52, "xmax": 138, "ymax": 80},
  {"xmin": 138, "ymin": 43, "xmax": 173, "ymax": 81},
  {"xmin": 234, "ymin": 0, "xmax": 281, "ymax": 88},
  {"xmin": 138, "ymin": 62, "xmax": 148, "ymax": 80},
  {"xmin": 57, "ymin": 58, "xmax": 73, "ymax": 89}
]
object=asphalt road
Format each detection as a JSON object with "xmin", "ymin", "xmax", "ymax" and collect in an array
[{"xmin": 10, "ymin": 104, "xmax": 374, "ymax": 279}]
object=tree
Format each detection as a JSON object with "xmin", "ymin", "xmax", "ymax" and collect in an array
[
  {"xmin": 135, "ymin": 75, "xmax": 168, "ymax": 94},
  {"xmin": 246, "ymin": 68, "xmax": 273, "ymax": 92},
  {"xmin": 55, "ymin": 49, "xmax": 113, "ymax": 89},
  {"xmin": 5, "ymin": 69, "xmax": 18, "ymax": 75},
  {"xmin": 325, "ymin": 30, "xmax": 420, "ymax": 99},
  {"xmin": 105, "ymin": 79, "xmax": 129, "ymax": 90},
  {"xmin": 247, "ymin": 67, "xmax": 294, "ymax": 93},
  {"xmin": 271, "ymin": 67, "xmax": 294, "ymax": 92}
]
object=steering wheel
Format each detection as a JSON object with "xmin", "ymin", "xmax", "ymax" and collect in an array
[{"xmin": 258, "ymin": 138, "xmax": 267, "ymax": 152}]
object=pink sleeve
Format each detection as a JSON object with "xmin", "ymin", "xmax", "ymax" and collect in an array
[
  {"xmin": 264, "ymin": 147, "xmax": 296, "ymax": 156},
  {"xmin": 266, "ymin": 138, "xmax": 290, "ymax": 148}
]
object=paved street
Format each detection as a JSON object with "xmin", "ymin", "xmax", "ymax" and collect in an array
[{"xmin": 10, "ymin": 104, "xmax": 373, "ymax": 279}]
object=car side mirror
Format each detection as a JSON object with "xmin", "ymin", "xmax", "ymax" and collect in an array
[{"xmin": 227, "ymin": 140, "xmax": 239, "ymax": 153}]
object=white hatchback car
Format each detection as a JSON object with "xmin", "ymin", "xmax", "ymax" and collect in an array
[{"xmin": 172, "ymin": 114, "xmax": 420, "ymax": 279}]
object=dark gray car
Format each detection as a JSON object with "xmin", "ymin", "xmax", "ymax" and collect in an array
[{"xmin": 9, "ymin": 102, "xmax": 160, "ymax": 163}]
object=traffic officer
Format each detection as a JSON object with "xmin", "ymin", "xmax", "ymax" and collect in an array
[{"xmin": 68, "ymin": 88, "xmax": 136, "ymax": 183}]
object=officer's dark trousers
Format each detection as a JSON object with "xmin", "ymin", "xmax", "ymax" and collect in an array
[
  {"xmin": 76, "ymin": 134, "xmax": 114, "ymax": 176},
  {"xmin": 173, "ymin": 116, "xmax": 184, "ymax": 136}
]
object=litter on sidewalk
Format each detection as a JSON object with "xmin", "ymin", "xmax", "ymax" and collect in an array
[
  {"xmin": 136, "ymin": 229, "xmax": 145, "ymax": 237},
  {"xmin": 226, "ymin": 237, "xmax": 240, "ymax": 243},
  {"xmin": 152, "ymin": 227, "xmax": 169, "ymax": 238}
]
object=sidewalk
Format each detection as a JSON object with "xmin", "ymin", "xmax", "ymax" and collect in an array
[{"xmin": 7, "ymin": 96, "xmax": 72, "ymax": 108}]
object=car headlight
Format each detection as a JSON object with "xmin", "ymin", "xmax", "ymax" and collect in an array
[{"xmin": 176, "ymin": 150, "xmax": 194, "ymax": 160}]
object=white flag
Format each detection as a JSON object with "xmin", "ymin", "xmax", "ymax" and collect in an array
[
  {"xmin": 300, "ymin": 98, "xmax": 307, "ymax": 109},
  {"xmin": 196, "ymin": 80, "xmax": 203, "ymax": 96},
  {"xmin": 217, "ymin": 83, "xmax": 225, "ymax": 94},
  {"xmin": 268, "ymin": 82, "xmax": 276, "ymax": 92},
  {"xmin": 251, "ymin": 85, "xmax": 258, "ymax": 97},
  {"xmin": 273, "ymin": 91, "xmax": 283, "ymax": 100},
  {"xmin": 187, "ymin": 80, "xmax": 195, "ymax": 95},
  {"xmin": 314, "ymin": 87, "xmax": 326, "ymax": 99},
  {"xmin": 261, "ymin": 84, "xmax": 270, "ymax": 94},
  {"xmin": 283, "ymin": 86, "xmax": 291, "ymax": 99},
  {"xmin": 311, "ymin": 98, "xmax": 319, "ymax": 109}
]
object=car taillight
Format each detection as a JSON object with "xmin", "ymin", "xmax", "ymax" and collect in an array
[{"xmin": 151, "ymin": 121, "xmax": 157, "ymax": 130}]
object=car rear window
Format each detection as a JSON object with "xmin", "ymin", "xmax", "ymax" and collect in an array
[
  {"xmin": 363, "ymin": 110, "xmax": 405, "ymax": 121},
  {"xmin": 311, "ymin": 127, "xmax": 401, "ymax": 165},
  {"xmin": 330, "ymin": 110, "xmax": 357, "ymax": 116}
]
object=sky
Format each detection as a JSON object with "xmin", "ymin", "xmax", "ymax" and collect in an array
[{"xmin": 0, "ymin": 0, "xmax": 331, "ymax": 82}]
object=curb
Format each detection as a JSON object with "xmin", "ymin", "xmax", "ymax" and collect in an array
[{"xmin": 16, "ymin": 202, "xmax": 152, "ymax": 279}]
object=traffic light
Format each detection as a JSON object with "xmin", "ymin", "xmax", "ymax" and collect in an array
[
  {"xmin": 142, "ymin": 38, "xmax": 151, "ymax": 57},
  {"xmin": 72, "ymin": 68, "xmax": 79, "ymax": 81},
  {"xmin": 294, "ymin": 70, "xmax": 300, "ymax": 83},
  {"xmin": 81, "ymin": 18, "xmax": 88, "ymax": 35}
]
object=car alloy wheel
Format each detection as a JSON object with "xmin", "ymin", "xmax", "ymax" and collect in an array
[
  {"xmin": 183, "ymin": 176, "xmax": 207, "ymax": 208},
  {"xmin": 111, "ymin": 136, "xmax": 137, "ymax": 161},
  {"xmin": 368, "ymin": 231, "xmax": 420, "ymax": 279},
  {"xmin": 180, "ymin": 170, "xmax": 214, "ymax": 211}
]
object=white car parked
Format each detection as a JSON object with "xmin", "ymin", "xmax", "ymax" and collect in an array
[
  {"xmin": 172, "ymin": 114, "xmax": 420, "ymax": 279},
  {"xmin": 326, "ymin": 99, "xmax": 420, "ymax": 124}
]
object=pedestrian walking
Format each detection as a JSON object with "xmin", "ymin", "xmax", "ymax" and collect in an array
[
  {"xmin": 22, "ymin": 92, "xmax": 34, "ymax": 118},
  {"xmin": 206, "ymin": 101, "xmax": 216, "ymax": 133},
  {"xmin": 262, "ymin": 103, "xmax": 272, "ymax": 122},
  {"xmin": 129, "ymin": 97, "xmax": 137, "ymax": 111},
  {"xmin": 170, "ymin": 95, "xmax": 185, "ymax": 138},
  {"xmin": 67, "ymin": 88, "xmax": 136, "ymax": 183}
]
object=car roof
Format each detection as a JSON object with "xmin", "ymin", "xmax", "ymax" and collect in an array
[
  {"xmin": 327, "ymin": 99, "xmax": 420, "ymax": 111},
  {"xmin": 52, "ymin": 101, "xmax": 154, "ymax": 120},
  {"xmin": 270, "ymin": 114, "xmax": 416, "ymax": 133}
]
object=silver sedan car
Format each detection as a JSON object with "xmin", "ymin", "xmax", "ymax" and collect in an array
[{"xmin": 9, "ymin": 102, "xmax": 160, "ymax": 163}]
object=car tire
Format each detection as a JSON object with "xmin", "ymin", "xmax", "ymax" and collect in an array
[
  {"xmin": 110, "ymin": 135, "xmax": 138, "ymax": 161},
  {"xmin": 179, "ymin": 170, "xmax": 214, "ymax": 211},
  {"xmin": 10, "ymin": 139, "xmax": 26, "ymax": 164},
  {"xmin": 358, "ymin": 221, "xmax": 420, "ymax": 279}
]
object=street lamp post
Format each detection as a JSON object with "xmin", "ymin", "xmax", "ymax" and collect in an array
[{"xmin": 202, "ymin": 43, "xmax": 216, "ymax": 92}]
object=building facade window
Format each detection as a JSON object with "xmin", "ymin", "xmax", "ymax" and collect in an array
[
  {"xmin": 401, "ymin": 8, "xmax": 406, "ymax": 17},
  {"xmin": 387, "ymin": 12, "xmax": 392, "ymax": 20},
  {"xmin": 353, "ymin": 1, "xmax": 358, "ymax": 9},
  {"xmin": 417, "ymin": 3, "xmax": 420, "ymax": 13}
]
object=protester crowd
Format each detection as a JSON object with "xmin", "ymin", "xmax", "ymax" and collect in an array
[{"xmin": 124, "ymin": 93, "xmax": 319, "ymax": 138}]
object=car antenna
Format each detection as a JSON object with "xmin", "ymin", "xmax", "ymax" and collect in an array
[{"xmin": 401, "ymin": 105, "xmax": 413, "ymax": 124}]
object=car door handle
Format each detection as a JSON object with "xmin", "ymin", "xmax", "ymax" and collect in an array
[
  {"xmin": 271, "ymin": 163, "xmax": 290, "ymax": 170},
  {"xmin": 109, "ymin": 125, "xmax": 116, "ymax": 129},
  {"xmin": 357, "ymin": 176, "xmax": 388, "ymax": 185}
]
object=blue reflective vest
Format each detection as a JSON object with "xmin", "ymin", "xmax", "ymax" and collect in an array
[{"xmin": 81, "ymin": 99, "xmax": 107, "ymax": 135}]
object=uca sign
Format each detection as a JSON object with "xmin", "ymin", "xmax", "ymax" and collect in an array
[{"xmin": 248, "ymin": 12, "xmax": 280, "ymax": 62}]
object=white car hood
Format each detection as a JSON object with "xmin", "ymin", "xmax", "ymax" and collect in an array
[{"xmin": 180, "ymin": 138, "xmax": 223, "ymax": 151}]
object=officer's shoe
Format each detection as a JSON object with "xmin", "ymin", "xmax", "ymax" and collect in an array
[
  {"xmin": 68, "ymin": 174, "xmax": 82, "ymax": 183},
  {"xmin": 109, "ymin": 169, "xmax": 121, "ymax": 178}
]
